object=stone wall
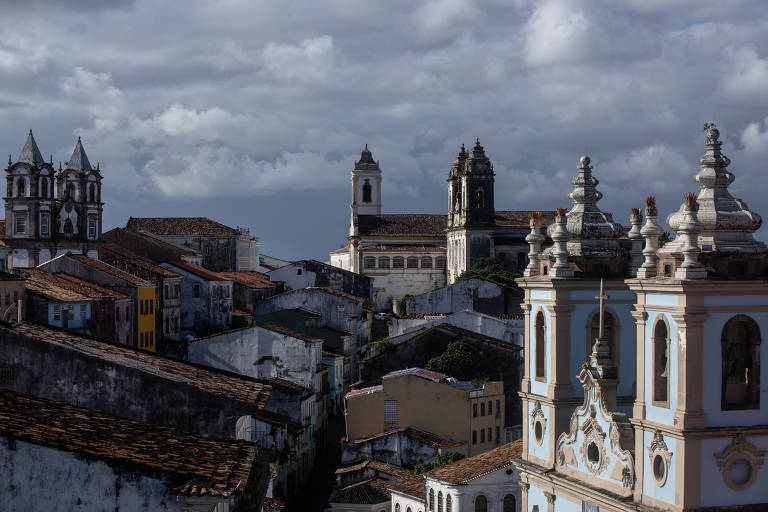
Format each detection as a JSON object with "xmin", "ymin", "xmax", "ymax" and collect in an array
[
  {"xmin": 406, "ymin": 278, "xmax": 522, "ymax": 315},
  {"xmin": 341, "ymin": 430, "xmax": 467, "ymax": 467},
  {"xmin": 389, "ymin": 311, "xmax": 524, "ymax": 347}
]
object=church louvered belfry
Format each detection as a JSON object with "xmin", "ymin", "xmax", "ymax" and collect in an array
[{"xmin": 3, "ymin": 131, "xmax": 103, "ymax": 267}]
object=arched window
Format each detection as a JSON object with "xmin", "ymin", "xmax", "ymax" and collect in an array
[
  {"xmin": 476, "ymin": 188, "xmax": 484, "ymax": 208},
  {"xmin": 503, "ymin": 494, "xmax": 516, "ymax": 512},
  {"xmin": 67, "ymin": 183, "xmax": 75, "ymax": 201},
  {"xmin": 89, "ymin": 183, "xmax": 96, "ymax": 202},
  {"xmin": 535, "ymin": 311, "xmax": 546, "ymax": 380},
  {"xmin": 395, "ymin": 504, "xmax": 401, "ymax": 512},
  {"xmin": 362, "ymin": 179, "xmax": 372, "ymax": 203},
  {"xmin": 474, "ymin": 495, "xmax": 487, "ymax": 512},
  {"xmin": 421, "ymin": 256, "xmax": 433, "ymax": 269},
  {"xmin": 407, "ymin": 256, "xmax": 419, "ymax": 269},
  {"xmin": 16, "ymin": 178, "xmax": 25, "ymax": 197},
  {"xmin": 429, "ymin": 489, "xmax": 435, "ymax": 511},
  {"xmin": 41, "ymin": 178, "xmax": 48, "ymax": 199},
  {"xmin": 378, "ymin": 256, "xmax": 390, "ymax": 269},
  {"xmin": 446, "ymin": 494, "xmax": 452, "ymax": 512},
  {"xmin": 438, "ymin": 492, "xmax": 443, "ymax": 512},
  {"xmin": 722, "ymin": 315, "xmax": 761, "ymax": 410},
  {"xmin": 393, "ymin": 256, "xmax": 404, "ymax": 269},
  {"xmin": 653, "ymin": 318, "xmax": 669, "ymax": 405},
  {"xmin": 587, "ymin": 310, "xmax": 619, "ymax": 368},
  {"xmin": 436, "ymin": 256, "xmax": 446, "ymax": 269},
  {"xmin": 363, "ymin": 256, "xmax": 376, "ymax": 269}
]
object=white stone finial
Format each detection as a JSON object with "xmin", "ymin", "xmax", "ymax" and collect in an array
[
  {"xmin": 674, "ymin": 192, "xmax": 707, "ymax": 280},
  {"xmin": 628, "ymin": 207, "xmax": 643, "ymax": 277},
  {"xmin": 524, "ymin": 212, "xmax": 545, "ymax": 277},
  {"xmin": 637, "ymin": 197, "xmax": 664, "ymax": 279},
  {"xmin": 551, "ymin": 208, "xmax": 573, "ymax": 277}
]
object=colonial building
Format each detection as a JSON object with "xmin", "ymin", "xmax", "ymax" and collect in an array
[
  {"xmin": 330, "ymin": 143, "xmax": 552, "ymax": 310},
  {"xmin": 3, "ymin": 131, "xmax": 103, "ymax": 268},
  {"xmin": 516, "ymin": 128, "xmax": 768, "ymax": 511}
]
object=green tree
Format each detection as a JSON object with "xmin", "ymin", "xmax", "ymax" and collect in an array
[
  {"xmin": 413, "ymin": 451, "xmax": 465, "ymax": 474},
  {"xmin": 425, "ymin": 340, "xmax": 489, "ymax": 381},
  {"xmin": 373, "ymin": 338, "xmax": 395, "ymax": 356},
  {"xmin": 455, "ymin": 257, "xmax": 520, "ymax": 289}
]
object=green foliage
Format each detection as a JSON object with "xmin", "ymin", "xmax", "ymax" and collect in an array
[
  {"xmin": 414, "ymin": 451, "xmax": 465, "ymax": 475},
  {"xmin": 455, "ymin": 257, "xmax": 520, "ymax": 289},
  {"xmin": 425, "ymin": 340, "xmax": 491, "ymax": 381},
  {"xmin": 471, "ymin": 377, "xmax": 488, "ymax": 389},
  {"xmin": 397, "ymin": 294, "xmax": 413, "ymax": 317},
  {"xmin": 373, "ymin": 338, "xmax": 395, "ymax": 356},
  {"xmin": 702, "ymin": 121, "xmax": 717, "ymax": 132}
]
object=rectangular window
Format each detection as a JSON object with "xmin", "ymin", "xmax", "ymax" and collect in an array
[
  {"xmin": 53, "ymin": 304, "xmax": 61, "ymax": 321},
  {"xmin": 473, "ymin": 403, "xmax": 477, "ymax": 417},
  {"xmin": 14, "ymin": 214, "xmax": 26, "ymax": 234},
  {"xmin": 472, "ymin": 430, "xmax": 477, "ymax": 445},
  {"xmin": 193, "ymin": 284, "xmax": 200, "ymax": 298},
  {"xmin": 384, "ymin": 400, "xmax": 398, "ymax": 424},
  {"xmin": 149, "ymin": 299, "xmax": 153, "ymax": 313},
  {"xmin": 164, "ymin": 285, "xmax": 168, "ymax": 299},
  {"xmin": 88, "ymin": 217, "xmax": 97, "ymax": 239},
  {"xmin": 481, "ymin": 429, "xmax": 485, "ymax": 443},
  {"xmin": 481, "ymin": 402, "xmax": 485, "ymax": 416},
  {"xmin": 487, "ymin": 427, "xmax": 492, "ymax": 442},
  {"xmin": 140, "ymin": 332, "xmax": 144, "ymax": 347},
  {"xmin": 40, "ymin": 214, "xmax": 49, "ymax": 236},
  {"xmin": 496, "ymin": 399, "xmax": 501, "ymax": 418},
  {"xmin": 80, "ymin": 304, "xmax": 87, "ymax": 320},
  {"xmin": 488, "ymin": 400, "xmax": 492, "ymax": 416}
]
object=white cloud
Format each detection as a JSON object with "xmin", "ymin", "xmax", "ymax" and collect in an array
[
  {"xmin": 262, "ymin": 35, "xmax": 336, "ymax": 82},
  {"xmin": 720, "ymin": 46, "xmax": 768, "ymax": 100}
]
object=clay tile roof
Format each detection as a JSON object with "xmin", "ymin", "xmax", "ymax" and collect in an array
[
  {"xmin": 349, "ymin": 427, "xmax": 464, "ymax": 449},
  {"xmin": 329, "ymin": 477, "xmax": 392, "ymax": 505},
  {"xmin": 68, "ymin": 254, "xmax": 153, "ymax": 287},
  {"xmin": 52, "ymin": 273, "xmax": 131, "ymax": 300},
  {"xmin": 262, "ymin": 497, "xmax": 287, "ymax": 512},
  {"xmin": 4, "ymin": 322, "xmax": 271, "ymax": 408},
  {"xmin": 266, "ymin": 377, "xmax": 313, "ymax": 395},
  {"xmin": 0, "ymin": 388, "xmax": 261, "ymax": 498},
  {"xmin": 383, "ymin": 367, "xmax": 448, "ymax": 383},
  {"xmin": 167, "ymin": 260, "xmax": 231, "ymax": 282},
  {"xmin": 258, "ymin": 323, "xmax": 324, "ymax": 343},
  {"xmin": 425, "ymin": 440, "xmax": 523, "ymax": 484},
  {"xmin": 335, "ymin": 460, "xmax": 414, "ymax": 481},
  {"xmin": 126, "ymin": 217, "xmax": 237, "ymax": 236},
  {"xmin": 357, "ymin": 214, "xmax": 447, "ymax": 237},
  {"xmin": 216, "ymin": 271, "xmax": 278, "ymax": 289},
  {"xmin": 344, "ymin": 385, "xmax": 383, "ymax": 399},
  {"xmin": 495, "ymin": 210, "xmax": 557, "ymax": 228},
  {"xmin": 101, "ymin": 243, "xmax": 181, "ymax": 278},
  {"xmin": 388, "ymin": 476, "xmax": 426, "ymax": 499},
  {"xmin": 22, "ymin": 269, "xmax": 94, "ymax": 302}
]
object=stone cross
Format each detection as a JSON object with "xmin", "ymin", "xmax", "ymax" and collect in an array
[{"xmin": 595, "ymin": 278, "xmax": 610, "ymax": 339}]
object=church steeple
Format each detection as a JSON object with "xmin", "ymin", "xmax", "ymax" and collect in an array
[
  {"xmin": 350, "ymin": 144, "xmax": 382, "ymax": 223},
  {"xmin": 18, "ymin": 130, "xmax": 45, "ymax": 166},
  {"xmin": 66, "ymin": 136, "xmax": 93, "ymax": 172}
]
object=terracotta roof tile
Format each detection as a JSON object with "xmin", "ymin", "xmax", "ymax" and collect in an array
[
  {"xmin": 22, "ymin": 270, "xmax": 94, "ymax": 302},
  {"xmin": 329, "ymin": 477, "xmax": 392, "ymax": 505},
  {"xmin": 68, "ymin": 254, "xmax": 153, "ymax": 287},
  {"xmin": 4, "ymin": 322, "xmax": 271, "ymax": 408},
  {"xmin": 388, "ymin": 476, "xmax": 426, "ymax": 499},
  {"xmin": 101, "ymin": 243, "xmax": 182, "ymax": 278},
  {"xmin": 167, "ymin": 260, "xmax": 231, "ymax": 282},
  {"xmin": 357, "ymin": 214, "xmax": 447, "ymax": 237},
  {"xmin": 425, "ymin": 440, "xmax": 522, "ymax": 484},
  {"xmin": 310, "ymin": 286, "xmax": 364, "ymax": 303},
  {"xmin": 345, "ymin": 385, "xmax": 383, "ymax": 399},
  {"xmin": 495, "ymin": 210, "xmax": 557, "ymax": 228},
  {"xmin": 52, "ymin": 273, "xmax": 132, "ymax": 300},
  {"xmin": 0, "ymin": 388, "xmax": 262, "ymax": 498},
  {"xmin": 335, "ymin": 460, "xmax": 414, "ymax": 481},
  {"xmin": 126, "ymin": 217, "xmax": 237, "ymax": 236},
  {"xmin": 262, "ymin": 497, "xmax": 287, "ymax": 511},
  {"xmin": 349, "ymin": 427, "xmax": 464, "ymax": 449},
  {"xmin": 216, "ymin": 271, "xmax": 279, "ymax": 289},
  {"xmin": 266, "ymin": 377, "xmax": 313, "ymax": 395}
]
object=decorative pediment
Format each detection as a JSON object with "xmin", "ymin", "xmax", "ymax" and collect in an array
[
  {"xmin": 556, "ymin": 364, "xmax": 635, "ymax": 490},
  {"xmin": 530, "ymin": 400, "xmax": 547, "ymax": 446}
]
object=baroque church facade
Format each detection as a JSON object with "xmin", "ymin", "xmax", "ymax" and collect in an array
[
  {"xmin": 330, "ymin": 141, "xmax": 552, "ymax": 309},
  {"xmin": 3, "ymin": 131, "xmax": 103, "ymax": 268},
  {"xmin": 516, "ymin": 127, "xmax": 767, "ymax": 511}
]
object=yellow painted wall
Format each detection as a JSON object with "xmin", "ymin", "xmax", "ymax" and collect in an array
[{"xmin": 137, "ymin": 286, "xmax": 156, "ymax": 351}]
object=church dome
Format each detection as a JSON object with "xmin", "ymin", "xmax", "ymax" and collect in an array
[{"xmin": 354, "ymin": 144, "xmax": 379, "ymax": 171}]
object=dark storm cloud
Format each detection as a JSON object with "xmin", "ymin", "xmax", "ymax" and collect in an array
[{"xmin": 1, "ymin": 0, "xmax": 768, "ymax": 259}]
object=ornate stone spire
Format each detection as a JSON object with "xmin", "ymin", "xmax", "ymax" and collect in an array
[
  {"xmin": 662, "ymin": 126, "xmax": 764, "ymax": 254},
  {"xmin": 549, "ymin": 155, "xmax": 624, "ymax": 257},
  {"xmin": 354, "ymin": 144, "xmax": 379, "ymax": 171},
  {"xmin": 524, "ymin": 212, "xmax": 545, "ymax": 277},
  {"xmin": 637, "ymin": 196, "xmax": 664, "ymax": 279},
  {"xmin": 674, "ymin": 193, "xmax": 707, "ymax": 280},
  {"xmin": 465, "ymin": 138, "xmax": 492, "ymax": 174},
  {"xmin": 628, "ymin": 208, "xmax": 643, "ymax": 277},
  {"xmin": 18, "ymin": 129, "xmax": 45, "ymax": 166},
  {"xmin": 65, "ymin": 136, "xmax": 92, "ymax": 171},
  {"xmin": 551, "ymin": 208, "xmax": 573, "ymax": 277},
  {"xmin": 449, "ymin": 144, "xmax": 467, "ymax": 179}
]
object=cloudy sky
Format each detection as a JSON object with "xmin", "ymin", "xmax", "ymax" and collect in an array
[{"xmin": 3, "ymin": 0, "xmax": 768, "ymax": 260}]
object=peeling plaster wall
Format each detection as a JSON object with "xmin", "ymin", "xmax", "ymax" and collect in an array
[
  {"xmin": 0, "ymin": 437, "xmax": 180, "ymax": 511},
  {"xmin": 269, "ymin": 261, "xmax": 372, "ymax": 303}
]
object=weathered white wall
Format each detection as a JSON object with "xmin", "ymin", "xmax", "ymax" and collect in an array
[
  {"xmin": 406, "ymin": 279, "xmax": 502, "ymax": 315},
  {"xmin": 188, "ymin": 325, "xmax": 321, "ymax": 390},
  {"xmin": 426, "ymin": 463, "xmax": 522, "ymax": 512},
  {"xmin": 389, "ymin": 310, "xmax": 523, "ymax": 346},
  {"xmin": 367, "ymin": 268, "xmax": 446, "ymax": 311},
  {"xmin": 341, "ymin": 430, "xmax": 465, "ymax": 467},
  {"xmin": 0, "ymin": 437, "xmax": 181, "ymax": 511}
]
